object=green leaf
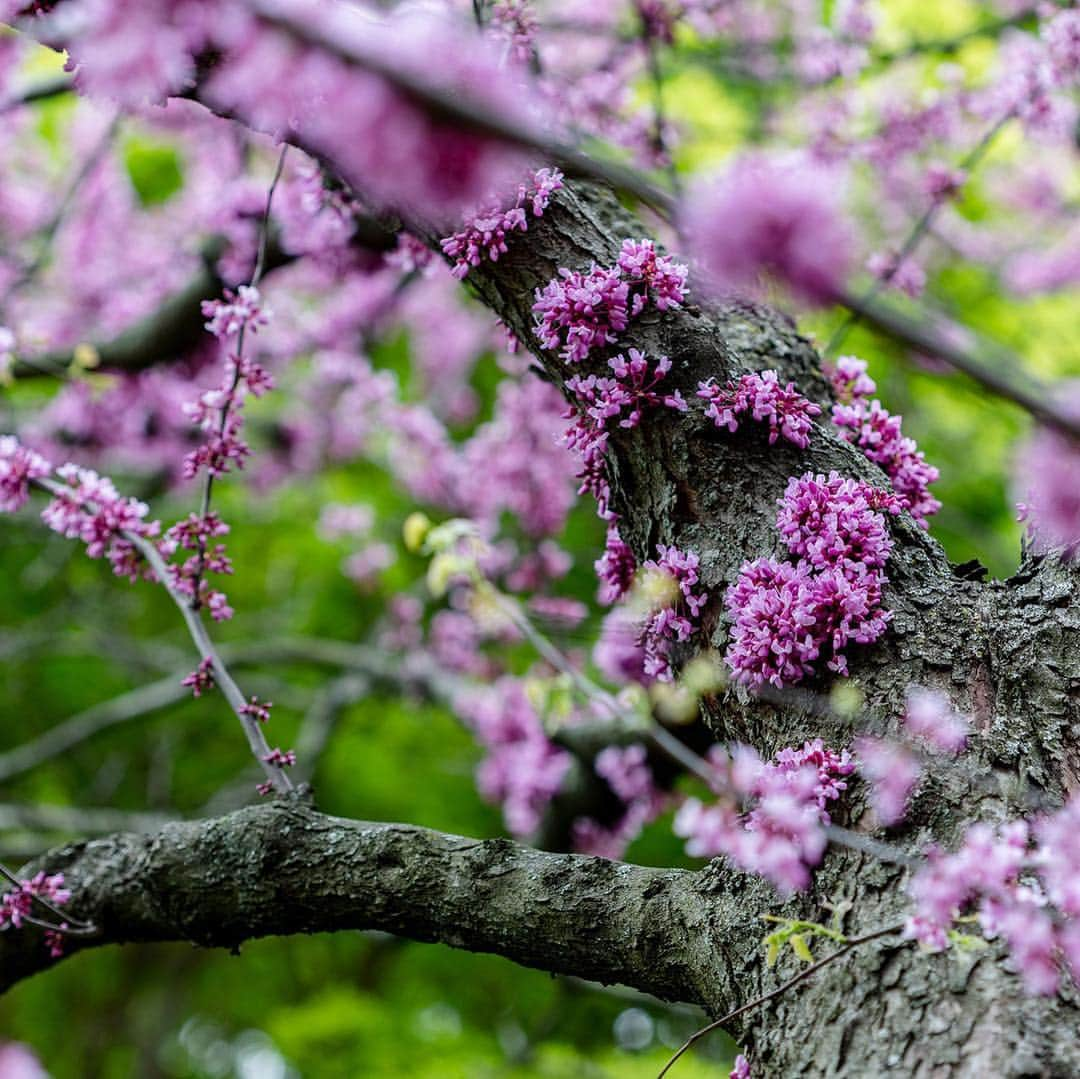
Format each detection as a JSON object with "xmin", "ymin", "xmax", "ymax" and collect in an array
[
  {"xmin": 789, "ymin": 934, "xmax": 814, "ymax": 963},
  {"xmin": 122, "ymin": 136, "xmax": 184, "ymax": 206},
  {"xmin": 765, "ymin": 938, "xmax": 780, "ymax": 968}
]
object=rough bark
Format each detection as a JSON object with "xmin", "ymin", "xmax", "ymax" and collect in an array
[
  {"xmin": 0, "ymin": 799, "xmax": 795, "ymax": 1016},
  {"xmin": 3, "ymin": 35, "xmax": 1080, "ymax": 1073}
]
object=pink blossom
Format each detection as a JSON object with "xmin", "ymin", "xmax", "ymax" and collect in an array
[
  {"xmin": 831, "ymin": 397, "xmax": 941, "ymax": 527},
  {"xmin": 615, "ymin": 238, "xmax": 688, "ymax": 311},
  {"xmin": 441, "ymin": 168, "xmax": 563, "ymax": 279},
  {"xmin": 1013, "ymin": 383, "xmax": 1080, "ymax": 555},
  {"xmin": 697, "ymin": 370, "xmax": 821, "ymax": 449},
  {"xmin": 684, "ymin": 152, "xmax": 852, "ymax": 305},
  {"xmin": 675, "ymin": 742, "xmax": 848, "ymax": 894},
  {"xmin": 903, "ymin": 687, "xmax": 969, "ymax": 754},
  {"xmin": 854, "ymin": 736, "xmax": 919, "ymax": 826},
  {"xmin": 725, "ymin": 473, "xmax": 894, "ymax": 687},
  {"xmin": 0, "ymin": 436, "xmax": 50, "ymax": 513},
  {"xmin": 533, "ymin": 264, "xmax": 630, "ymax": 363},
  {"xmin": 638, "ymin": 544, "xmax": 708, "ymax": 681},
  {"xmin": 182, "ymin": 657, "xmax": 216, "ymax": 699}
]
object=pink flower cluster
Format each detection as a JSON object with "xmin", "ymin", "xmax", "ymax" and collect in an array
[
  {"xmin": 674, "ymin": 740, "xmax": 853, "ymax": 893},
  {"xmin": 855, "ymin": 688, "xmax": 969, "ymax": 826},
  {"xmin": 40, "ymin": 463, "xmax": 159, "ymax": 582},
  {"xmin": 0, "ymin": 437, "xmax": 242, "ymax": 613},
  {"xmin": 454, "ymin": 679, "xmax": 572, "ymax": 838},
  {"xmin": 0, "ymin": 872, "xmax": 70, "ymax": 931},
  {"xmin": 161, "ymin": 512, "xmax": 234, "ymax": 622},
  {"xmin": 697, "ymin": 369, "xmax": 822, "ymax": 449},
  {"xmin": 567, "ymin": 350, "xmax": 687, "ymax": 433},
  {"xmin": 563, "ymin": 350, "xmax": 686, "ymax": 595},
  {"xmin": 853, "ymin": 736, "xmax": 920, "ymax": 826},
  {"xmin": 903, "ymin": 686, "xmax": 969, "ymax": 754},
  {"xmin": 573, "ymin": 743, "xmax": 667, "ymax": 859},
  {"xmin": 595, "ymin": 525, "xmax": 636, "ymax": 605},
  {"xmin": 616, "ymin": 239, "xmax": 689, "ymax": 312},
  {"xmin": 57, "ymin": 1, "xmax": 542, "ymax": 220},
  {"xmin": 258, "ymin": 747, "xmax": 297, "ymax": 793},
  {"xmin": 440, "ymin": 168, "xmax": 563, "ymax": 279},
  {"xmin": 905, "ymin": 800, "xmax": 1080, "ymax": 995},
  {"xmin": 683, "ymin": 151, "xmax": 852, "ymax": 306},
  {"xmin": 826, "ymin": 356, "xmax": 941, "ymax": 528},
  {"xmin": 181, "ymin": 656, "xmax": 215, "ymax": 698},
  {"xmin": 726, "ymin": 472, "xmax": 898, "ymax": 687},
  {"xmin": 638, "ymin": 544, "xmax": 708, "ymax": 681},
  {"xmin": 0, "ymin": 872, "xmax": 70, "ymax": 957},
  {"xmin": 533, "ymin": 239, "xmax": 687, "ymax": 363},
  {"xmin": 185, "ymin": 286, "xmax": 274, "ymax": 481},
  {"xmin": 0, "ymin": 436, "xmax": 50, "ymax": 513}
]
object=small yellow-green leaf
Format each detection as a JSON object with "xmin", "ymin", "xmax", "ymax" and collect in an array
[
  {"xmin": 765, "ymin": 938, "xmax": 780, "ymax": 968},
  {"xmin": 790, "ymin": 934, "xmax": 814, "ymax": 963}
]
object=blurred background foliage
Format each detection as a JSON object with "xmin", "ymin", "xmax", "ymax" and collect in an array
[{"xmin": 1, "ymin": 1, "xmax": 1079, "ymax": 1075}]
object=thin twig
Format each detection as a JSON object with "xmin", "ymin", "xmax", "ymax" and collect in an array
[
  {"xmin": 825, "ymin": 108, "xmax": 1015, "ymax": 356},
  {"xmin": 0, "ymin": 861, "xmax": 95, "ymax": 931},
  {"xmin": 840, "ymin": 290, "xmax": 1080, "ymax": 440},
  {"xmin": 30, "ymin": 477, "xmax": 292, "ymax": 794},
  {"xmin": 0, "ymin": 113, "xmax": 121, "ymax": 315},
  {"xmin": 656, "ymin": 922, "xmax": 907, "ymax": 1078},
  {"xmin": 190, "ymin": 144, "xmax": 288, "ymax": 600}
]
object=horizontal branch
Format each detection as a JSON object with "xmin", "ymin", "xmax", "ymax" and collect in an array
[{"xmin": 0, "ymin": 801, "xmax": 772, "ymax": 1011}]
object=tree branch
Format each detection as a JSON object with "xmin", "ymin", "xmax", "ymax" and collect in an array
[{"xmin": 0, "ymin": 800, "xmax": 770, "ymax": 1011}]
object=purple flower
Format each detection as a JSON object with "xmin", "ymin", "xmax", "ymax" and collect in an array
[
  {"xmin": 0, "ymin": 436, "xmax": 51, "ymax": 514},
  {"xmin": 616, "ymin": 238, "xmax": 688, "ymax": 310},
  {"xmin": 854, "ymin": 736, "xmax": 919, "ymax": 826},
  {"xmin": 675, "ymin": 742, "xmax": 848, "ymax": 894},
  {"xmin": 831, "ymin": 398, "xmax": 941, "ymax": 528},
  {"xmin": 1013, "ymin": 382, "xmax": 1080, "ymax": 555},
  {"xmin": 533, "ymin": 264, "xmax": 630, "ymax": 363},
  {"xmin": 903, "ymin": 686, "xmax": 969, "ymax": 754},
  {"xmin": 637, "ymin": 544, "xmax": 708, "ymax": 681},
  {"xmin": 533, "ymin": 241, "xmax": 688, "ymax": 363},
  {"xmin": 697, "ymin": 370, "xmax": 821, "ymax": 449},
  {"xmin": 684, "ymin": 151, "xmax": 852, "ymax": 306},
  {"xmin": 441, "ymin": 168, "xmax": 563, "ymax": 278},
  {"xmin": 595, "ymin": 525, "xmax": 637, "ymax": 605}
]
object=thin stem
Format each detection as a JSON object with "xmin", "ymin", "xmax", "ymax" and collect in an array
[
  {"xmin": 825, "ymin": 109, "xmax": 1014, "ymax": 357},
  {"xmin": 840, "ymin": 290, "xmax": 1080, "ymax": 441},
  {"xmin": 655, "ymin": 922, "xmax": 907, "ymax": 1078},
  {"xmin": 18, "ymin": 913, "xmax": 98, "ymax": 938},
  {"xmin": 0, "ymin": 114, "xmax": 121, "ymax": 316},
  {"xmin": 31, "ymin": 477, "xmax": 292, "ymax": 794},
  {"xmin": 190, "ymin": 144, "xmax": 288, "ymax": 601},
  {"xmin": 0, "ymin": 862, "xmax": 95, "ymax": 931}
]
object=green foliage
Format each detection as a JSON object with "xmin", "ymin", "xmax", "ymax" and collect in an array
[
  {"xmin": 122, "ymin": 134, "xmax": 185, "ymax": 207},
  {"xmin": 761, "ymin": 916, "xmax": 847, "ymax": 967}
]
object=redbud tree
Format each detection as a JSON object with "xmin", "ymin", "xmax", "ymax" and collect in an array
[{"xmin": 0, "ymin": 0, "xmax": 1078, "ymax": 1075}]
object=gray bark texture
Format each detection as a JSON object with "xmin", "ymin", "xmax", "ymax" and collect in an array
[{"xmin": 2, "ymin": 53, "xmax": 1079, "ymax": 1073}]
